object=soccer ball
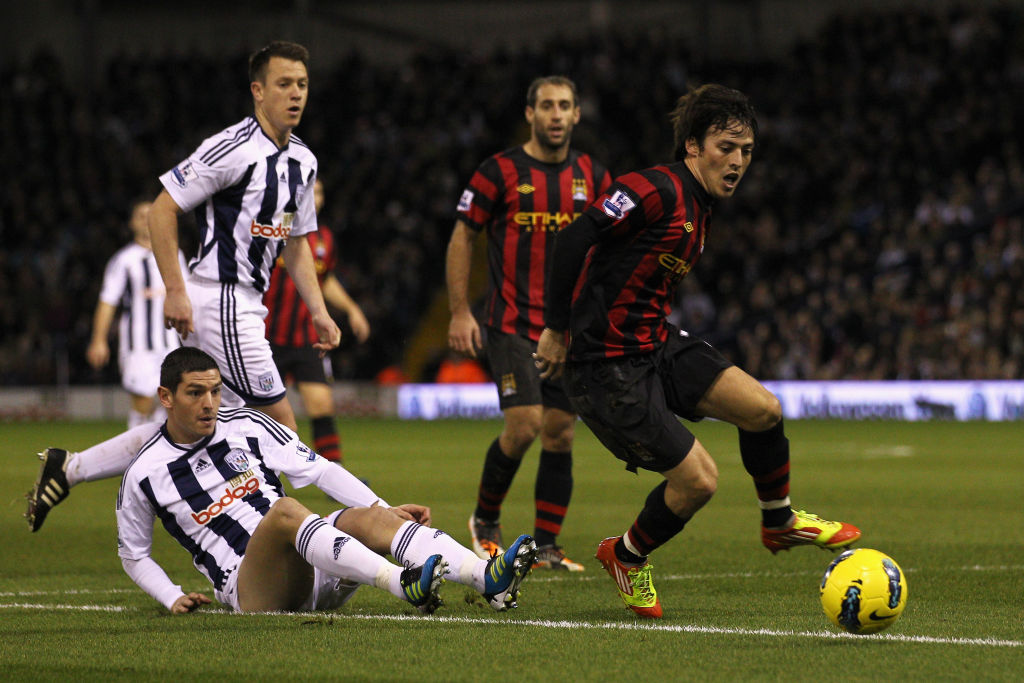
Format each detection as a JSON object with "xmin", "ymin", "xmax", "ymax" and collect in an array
[{"xmin": 820, "ymin": 548, "xmax": 907, "ymax": 634}]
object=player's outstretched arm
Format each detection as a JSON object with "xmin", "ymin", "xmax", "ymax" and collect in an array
[{"xmin": 121, "ymin": 555, "xmax": 193, "ymax": 613}]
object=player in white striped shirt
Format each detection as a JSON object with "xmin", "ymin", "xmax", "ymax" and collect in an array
[
  {"xmin": 116, "ymin": 347, "xmax": 538, "ymax": 614},
  {"xmin": 86, "ymin": 199, "xmax": 186, "ymax": 428},
  {"xmin": 150, "ymin": 40, "xmax": 339, "ymax": 432}
]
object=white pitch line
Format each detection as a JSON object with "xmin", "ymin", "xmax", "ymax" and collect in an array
[
  {"xmin": 0, "ymin": 603, "xmax": 126, "ymax": 612},
  {"xmin": 530, "ymin": 563, "xmax": 1024, "ymax": 584},
  {"xmin": 330, "ymin": 613, "xmax": 1024, "ymax": 648},
  {"xmin": 3, "ymin": 563, "xmax": 1022, "ymax": 593},
  {"xmin": 0, "ymin": 588, "xmax": 137, "ymax": 597},
  {"xmin": 3, "ymin": 604, "xmax": 1018, "ymax": 648}
]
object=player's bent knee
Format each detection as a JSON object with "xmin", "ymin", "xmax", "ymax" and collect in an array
[
  {"xmin": 743, "ymin": 392, "xmax": 782, "ymax": 432},
  {"xmin": 333, "ymin": 506, "xmax": 402, "ymax": 553},
  {"xmin": 692, "ymin": 474, "xmax": 718, "ymax": 504},
  {"xmin": 265, "ymin": 497, "xmax": 313, "ymax": 529}
]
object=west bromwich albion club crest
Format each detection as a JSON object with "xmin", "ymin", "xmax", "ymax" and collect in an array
[
  {"xmin": 225, "ymin": 449, "xmax": 251, "ymax": 473},
  {"xmin": 258, "ymin": 372, "xmax": 276, "ymax": 391}
]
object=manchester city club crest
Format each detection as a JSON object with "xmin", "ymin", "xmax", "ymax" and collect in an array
[
  {"xmin": 572, "ymin": 178, "xmax": 588, "ymax": 201},
  {"xmin": 225, "ymin": 449, "xmax": 251, "ymax": 473},
  {"xmin": 501, "ymin": 373, "xmax": 517, "ymax": 397}
]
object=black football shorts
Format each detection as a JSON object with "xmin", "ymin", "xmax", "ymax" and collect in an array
[
  {"xmin": 271, "ymin": 344, "xmax": 331, "ymax": 385},
  {"xmin": 563, "ymin": 328, "xmax": 732, "ymax": 472},
  {"xmin": 486, "ymin": 327, "xmax": 573, "ymax": 412}
]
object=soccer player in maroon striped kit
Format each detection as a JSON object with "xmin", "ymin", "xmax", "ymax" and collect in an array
[
  {"xmin": 264, "ymin": 179, "xmax": 370, "ymax": 462},
  {"xmin": 446, "ymin": 76, "xmax": 612, "ymax": 571},
  {"xmin": 535, "ymin": 84, "xmax": 861, "ymax": 617}
]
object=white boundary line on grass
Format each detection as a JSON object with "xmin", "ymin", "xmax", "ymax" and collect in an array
[
  {"xmin": 4, "ymin": 563, "xmax": 1022, "ymax": 648},
  {"xmin": 324, "ymin": 613, "xmax": 1024, "ymax": 648},
  {"xmin": 1, "ymin": 603, "xmax": 126, "ymax": 612},
  {"xmin": 2, "ymin": 602, "xmax": 1020, "ymax": 648},
  {"xmin": 530, "ymin": 563, "xmax": 1024, "ymax": 584}
]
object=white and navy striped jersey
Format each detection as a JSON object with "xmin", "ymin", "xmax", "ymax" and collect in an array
[
  {"xmin": 98, "ymin": 243, "xmax": 186, "ymax": 354},
  {"xmin": 116, "ymin": 407, "xmax": 382, "ymax": 592},
  {"xmin": 158, "ymin": 116, "xmax": 318, "ymax": 293}
]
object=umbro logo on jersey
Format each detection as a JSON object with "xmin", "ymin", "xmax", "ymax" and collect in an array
[
  {"xmin": 516, "ymin": 183, "xmax": 535, "ymax": 194},
  {"xmin": 194, "ymin": 458, "xmax": 212, "ymax": 473}
]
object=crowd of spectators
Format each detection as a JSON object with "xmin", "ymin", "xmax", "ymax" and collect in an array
[{"xmin": 1, "ymin": 5, "xmax": 1022, "ymax": 386}]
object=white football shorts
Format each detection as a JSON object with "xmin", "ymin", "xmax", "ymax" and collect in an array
[
  {"xmin": 119, "ymin": 350, "xmax": 169, "ymax": 397},
  {"xmin": 185, "ymin": 276, "xmax": 285, "ymax": 408},
  {"xmin": 215, "ymin": 509, "xmax": 361, "ymax": 612}
]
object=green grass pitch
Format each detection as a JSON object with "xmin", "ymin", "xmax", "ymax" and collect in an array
[{"xmin": 2, "ymin": 418, "xmax": 1022, "ymax": 680}]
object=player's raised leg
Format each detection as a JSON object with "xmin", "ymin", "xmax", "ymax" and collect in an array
[
  {"xmin": 26, "ymin": 423, "xmax": 161, "ymax": 532},
  {"xmin": 696, "ymin": 366, "xmax": 860, "ymax": 552}
]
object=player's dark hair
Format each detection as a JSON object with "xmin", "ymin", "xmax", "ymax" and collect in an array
[
  {"xmin": 526, "ymin": 75, "xmax": 579, "ymax": 108},
  {"xmin": 671, "ymin": 84, "xmax": 758, "ymax": 161},
  {"xmin": 249, "ymin": 41, "xmax": 310, "ymax": 83},
  {"xmin": 127, "ymin": 196, "xmax": 150, "ymax": 215},
  {"xmin": 160, "ymin": 347, "xmax": 219, "ymax": 392}
]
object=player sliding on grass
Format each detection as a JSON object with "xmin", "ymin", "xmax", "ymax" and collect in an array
[
  {"xmin": 534, "ymin": 84, "xmax": 860, "ymax": 619},
  {"xmin": 110, "ymin": 346, "xmax": 536, "ymax": 614}
]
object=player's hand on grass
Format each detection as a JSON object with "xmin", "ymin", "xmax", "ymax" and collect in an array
[{"xmin": 171, "ymin": 592, "xmax": 211, "ymax": 614}]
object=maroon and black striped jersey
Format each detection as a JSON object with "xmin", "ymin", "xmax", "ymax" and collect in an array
[
  {"xmin": 456, "ymin": 146, "xmax": 611, "ymax": 341},
  {"xmin": 263, "ymin": 226, "xmax": 336, "ymax": 347},
  {"xmin": 547, "ymin": 162, "xmax": 713, "ymax": 361}
]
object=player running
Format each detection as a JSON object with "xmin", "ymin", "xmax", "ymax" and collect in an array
[{"xmin": 534, "ymin": 84, "xmax": 860, "ymax": 618}]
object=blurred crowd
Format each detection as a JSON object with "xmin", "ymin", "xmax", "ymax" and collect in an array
[{"xmin": 1, "ymin": 5, "xmax": 1022, "ymax": 385}]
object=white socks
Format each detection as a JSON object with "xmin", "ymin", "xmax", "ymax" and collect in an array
[
  {"xmin": 294, "ymin": 514, "xmax": 404, "ymax": 599},
  {"xmin": 390, "ymin": 521, "xmax": 485, "ymax": 592},
  {"xmin": 65, "ymin": 423, "xmax": 161, "ymax": 486}
]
